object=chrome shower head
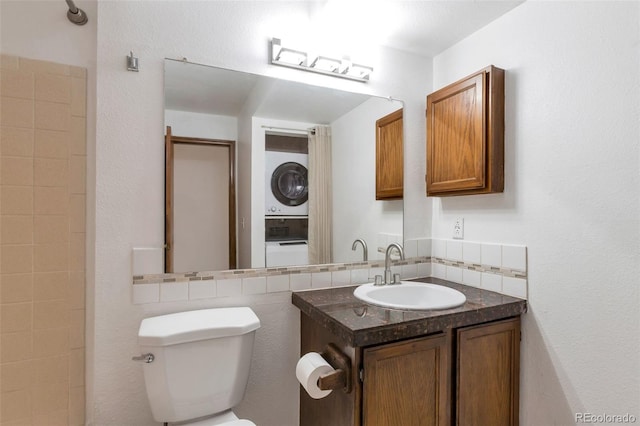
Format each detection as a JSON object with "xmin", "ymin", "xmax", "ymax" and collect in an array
[{"xmin": 66, "ymin": 0, "xmax": 88, "ymax": 25}]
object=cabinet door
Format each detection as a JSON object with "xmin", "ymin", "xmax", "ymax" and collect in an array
[
  {"xmin": 457, "ymin": 317, "xmax": 520, "ymax": 426},
  {"xmin": 426, "ymin": 66, "xmax": 504, "ymax": 196},
  {"xmin": 363, "ymin": 334, "xmax": 450, "ymax": 426},
  {"xmin": 376, "ymin": 109, "xmax": 403, "ymax": 200}
]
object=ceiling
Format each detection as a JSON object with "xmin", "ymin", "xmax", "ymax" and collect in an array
[
  {"xmin": 369, "ymin": 1, "xmax": 524, "ymax": 57},
  {"xmin": 164, "ymin": 1, "xmax": 524, "ymax": 121}
]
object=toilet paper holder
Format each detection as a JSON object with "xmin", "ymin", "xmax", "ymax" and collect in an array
[{"xmin": 317, "ymin": 343, "xmax": 352, "ymax": 394}]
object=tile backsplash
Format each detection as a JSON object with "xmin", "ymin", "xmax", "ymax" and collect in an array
[
  {"xmin": 131, "ymin": 238, "xmax": 527, "ymax": 304},
  {"xmin": 430, "ymin": 239, "xmax": 527, "ymax": 299}
]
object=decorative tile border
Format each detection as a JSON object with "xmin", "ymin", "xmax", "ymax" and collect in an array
[
  {"xmin": 131, "ymin": 239, "xmax": 528, "ymax": 304},
  {"xmin": 431, "ymin": 257, "xmax": 526, "ymax": 279},
  {"xmin": 132, "ymin": 257, "xmax": 428, "ymax": 284}
]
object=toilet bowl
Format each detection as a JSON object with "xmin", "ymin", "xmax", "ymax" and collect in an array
[{"xmin": 136, "ymin": 307, "xmax": 261, "ymax": 426}]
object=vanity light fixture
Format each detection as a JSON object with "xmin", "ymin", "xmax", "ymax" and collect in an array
[
  {"xmin": 270, "ymin": 38, "xmax": 372, "ymax": 82},
  {"xmin": 345, "ymin": 63, "xmax": 374, "ymax": 80},
  {"xmin": 309, "ymin": 56, "xmax": 342, "ymax": 73},
  {"xmin": 271, "ymin": 38, "xmax": 308, "ymax": 66}
]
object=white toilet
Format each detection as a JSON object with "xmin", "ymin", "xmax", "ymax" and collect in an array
[{"xmin": 136, "ymin": 307, "xmax": 261, "ymax": 426}]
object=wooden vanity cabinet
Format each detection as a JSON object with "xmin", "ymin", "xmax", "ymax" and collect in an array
[
  {"xmin": 362, "ymin": 333, "xmax": 451, "ymax": 426},
  {"xmin": 426, "ymin": 65, "xmax": 504, "ymax": 196},
  {"xmin": 299, "ymin": 313, "xmax": 520, "ymax": 426},
  {"xmin": 456, "ymin": 317, "xmax": 521, "ymax": 426},
  {"xmin": 376, "ymin": 109, "xmax": 403, "ymax": 200},
  {"xmin": 300, "ymin": 313, "xmax": 362, "ymax": 426}
]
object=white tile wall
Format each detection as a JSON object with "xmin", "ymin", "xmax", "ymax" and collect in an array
[
  {"xmin": 401, "ymin": 263, "xmax": 418, "ymax": 280},
  {"xmin": 403, "ymin": 239, "xmax": 418, "ymax": 258},
  {"xmin": 481, "ymin": 273, "xmax": 502, "ymax": 293},
  {"xmin": 463, "ymin": 242, "xmax": 482, "ymax": 264},
  {"xmin": 446, "ymin": 240, "xmax": 463, "ymax": 261},
  {"xmin": 502, "ymin": 245, "xmax": 527, "ymax": 270},
  {"xmin": 331, "ymin": 270, "xmax": 351, "ymax": 287},
  {"xmin": 131, "ymin": 238, "xmax": 528, "ymax": 304},
  {"xmin": 132, "ymin": 247, "xmax": 163, "ymax": 275},
  {"xmin": 417, "ymin": 238, "xmax": 431, "ymax": 257},
  {"xmin": 132, "ymin": 283, "xmax": 159, "ymax": 304},
  {"xmin": 462, "ymin": 269, "xmax": 482, "ymax": 288},
  {"xmin": 417, "ymin": 263, "xmax": 431, "ymax": 278},
  {"xmin": 502, "ymin": 277, "xmax": 527, "ymax": 299},
  {"xmin": 189, "ymin": 280, "xmax": 216, "ymax": 300},
  {"xmin": 311, "ymin": 271, "xmax": 332, "ymax": 289},
  {"xmin": 289, "ymin": 273, "xmax": 312, "ymax": 291},
  {"xmin": 433, "ymin": 263, "xmax": 447, "ymax": 279},
  {"xmin": 243, "ymin": 277, "xmax": 267, "ymax": 295},
  {"xmin": 266, "ymin": 275, "xmax": 289, "ymax": 293},
  {"xmin": 481, "ymin": 243, "xmax": 502, "ymax": 267},
  {"xmin": 160, "ymin": 283, "xmax": 189, "ymax": 302},
  {"xmin": 350, "ymin": 269, "xmax": 370, "ymax": 285},
  {"xmin": 433, "ymin": 239, "xmax": 446, "ymax": 258},
  {"xmin": 217, "ymin": 278, "xmax": 242, "ymax": 298},
  {"xmin": 446, "ymin": 266, "xmax": 463, "ymax": 283}
]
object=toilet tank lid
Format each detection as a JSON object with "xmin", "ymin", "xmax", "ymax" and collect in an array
[{"xmin": 138, "ymin": 307, "xmax": 260, "ymax": 346}]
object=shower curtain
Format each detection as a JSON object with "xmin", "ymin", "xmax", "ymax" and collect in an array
[{"xmin": 308, "ymin": 125, "xmax": 333, "ymax": 264}]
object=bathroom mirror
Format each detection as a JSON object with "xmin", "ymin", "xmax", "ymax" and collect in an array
[{"xmin": 164, "ymin": 59, "xmax": 403, "ymax": 273}]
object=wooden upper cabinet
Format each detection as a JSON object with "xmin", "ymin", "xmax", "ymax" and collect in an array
[
  {"xmin": 376, "ymin": 109, "xmax": 403, "ymax": 200},
  {"xmin": 426, "ymin": 65, "xmax": 504, "ymax": 196}
]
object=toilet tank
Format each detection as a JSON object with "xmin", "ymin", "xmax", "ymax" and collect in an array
[{"xmin": 137, "ymin": 307, "xmax": 260, "ymax": 423}]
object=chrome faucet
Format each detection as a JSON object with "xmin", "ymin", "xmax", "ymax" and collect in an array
[
  {"xmin": 351, "ymin": 238, "xmax": 368, "ymax": 261},
  {"xmin": 384, "ymin": 243, "xmax": 404, "ymax": 285}
]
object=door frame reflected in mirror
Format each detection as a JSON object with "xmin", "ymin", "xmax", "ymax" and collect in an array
[{"xmin": 165, "ymin": 126, "xmax": 237, "ymax": 272}]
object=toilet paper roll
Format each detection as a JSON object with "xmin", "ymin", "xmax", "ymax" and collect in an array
[{"xmin": 295, "ymin": 352, "xmax": 334, "ymax": 399}]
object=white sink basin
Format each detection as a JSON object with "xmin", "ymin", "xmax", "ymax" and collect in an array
[{"xmin": 353, "ymin": 281, "xmax": 466, "ymax": 311}]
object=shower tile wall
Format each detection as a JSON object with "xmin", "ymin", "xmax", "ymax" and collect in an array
[{"xmin": 0, "ymin": 55, "xmax": 86, "ymax": 426}]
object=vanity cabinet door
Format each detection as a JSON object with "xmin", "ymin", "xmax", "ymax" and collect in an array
[
  {"xmin": 456, "ymin": 317, "xmax": 521, "ymax": 426},
  {"xmin": 426, "ymin": 65, "xmax": 504, "ymax": 196},
  {"xmin": 362, "ymin": 333, "xmax": 450, "ymax": 426},
  {"xmin": 376, "ymin": 108, "xmax": 403, "ymax": 200}
]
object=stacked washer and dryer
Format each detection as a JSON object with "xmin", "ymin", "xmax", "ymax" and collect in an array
[{"xmin": 264, "ymin": 133, "xmax": 310, "ymax": 267}]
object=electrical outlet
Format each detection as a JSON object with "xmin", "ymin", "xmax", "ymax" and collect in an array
[{"xmin": 453, "ymin": 218, "xmax": 464, "ymax": 239}]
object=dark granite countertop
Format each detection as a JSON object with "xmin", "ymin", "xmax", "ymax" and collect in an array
[{"xmin": 291, "ymin": 277, "xmax": 527, "ymax": 347}]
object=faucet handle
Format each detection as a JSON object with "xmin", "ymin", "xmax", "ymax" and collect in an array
[
  {"xmin": 392, "ymin": 273, "xmax": 401, "ymax": 285},
  {"xmin": 374, "ymin": 275, "xmax": 383, "ymax": 286}
]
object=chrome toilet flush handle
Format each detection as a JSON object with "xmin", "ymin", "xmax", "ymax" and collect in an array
[{"xmin": 132, "ymin": 353, "xmax": 155, "ymax": 363}]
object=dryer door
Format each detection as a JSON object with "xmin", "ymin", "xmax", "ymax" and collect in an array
[{"xmin": 271, "ymin": 162, "xmax": 308, "ymax": 206}]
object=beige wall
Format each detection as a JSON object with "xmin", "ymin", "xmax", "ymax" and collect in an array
[{"xmin": 0, "ymin": 55, "xmax": 86, "ymax": 426}]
